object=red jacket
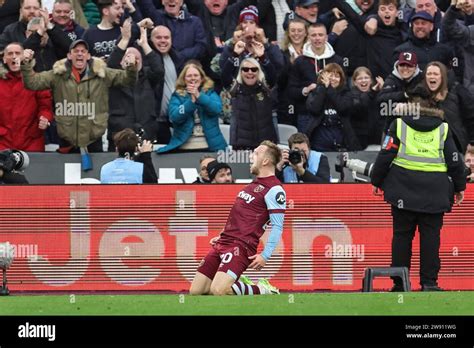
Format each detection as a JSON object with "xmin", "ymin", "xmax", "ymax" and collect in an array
[{"xmin": 0, "ymin": 69, "xmax": 53, "ymax": 152}]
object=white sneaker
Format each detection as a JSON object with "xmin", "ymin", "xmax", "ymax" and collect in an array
[{"xmin": 257, "ymin": 278, "xmax": 280, "ymax": 294}]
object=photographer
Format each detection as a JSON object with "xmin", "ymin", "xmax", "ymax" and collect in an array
[
  {"xmin": 276, "ymin": 132, "xmax": 330, "ymax": 183},
  {"xmin": 0, "ymin": 150, "xmax": 29, "ymax": 184},
  {"xmin": 100, "ymin": 128, "xmax": 157, "ymax": 183}
]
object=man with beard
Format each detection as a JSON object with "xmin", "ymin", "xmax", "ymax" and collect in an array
[
  {"xmin": 0, "ymin": 0, "xmax": 71, "ymax": 71},
  {"xmin": 190, "ymin": 140, "xmax": 285, "ymax": 296},
  {"xmin": 0, "ymin": 42, "xmax": 53, "ymax": 152}
]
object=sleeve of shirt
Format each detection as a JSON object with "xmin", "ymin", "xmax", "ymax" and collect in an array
[{"xmin": 262, "ymin": 185, "xmax": 286, "ymax": 261}]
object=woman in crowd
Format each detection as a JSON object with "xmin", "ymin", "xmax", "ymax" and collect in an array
[
  {"xmin": 229, "ymin": 57, "xmax": 278, "ymax": 150},
  {"xmin": 306, "ymin": 63, "xmax": 357, "ymax": 152},
  {"xmin": 276, "ymin": 18, "xmax": 308, "ymax": 126},
  {"xmin": 422, "ymin": 61, "xmax": 474, "ymax": 154},
  {"xmin": 350, "ymin": 66, "xmax": 384, "ymax": 150},
  {"xmin": 157, "ymin": 62, "xmax": 227, "ymax": 153}
]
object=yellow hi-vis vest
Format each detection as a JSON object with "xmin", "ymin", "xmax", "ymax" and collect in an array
[{"xmin": 392, "ymin": 118, "xmax": 448, "ymax": 172}]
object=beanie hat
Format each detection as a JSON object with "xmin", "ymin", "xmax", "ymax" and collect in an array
[{"xmin": 239, "ymin": 5, "xmax": 259, "ymax": 24}]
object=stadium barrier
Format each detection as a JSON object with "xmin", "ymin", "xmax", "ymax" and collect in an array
[{"xmin": 0, "ymin": 184, "xmax": 472, "ymax": 292}]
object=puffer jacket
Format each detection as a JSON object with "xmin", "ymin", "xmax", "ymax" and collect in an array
[
  {"xmin": 21, "ymin": 57, "xmax": 137, "ymax": 147},
  {"xmin": 0, "ymin": 64, "xmax": 53, "ymax": 151}
]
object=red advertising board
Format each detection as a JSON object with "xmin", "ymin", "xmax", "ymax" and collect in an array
[{"xmin": 0, "ymin": 184, "xmax": 472, "ymax": 292}]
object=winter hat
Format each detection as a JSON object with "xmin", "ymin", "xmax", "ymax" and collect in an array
[
  {"xmin": 207, "ymin": 160, "xmax": 232, "ymax": 182},
  {"xmin": 239, "ymin": 5, "xmax": 259, "ymax": 24}
]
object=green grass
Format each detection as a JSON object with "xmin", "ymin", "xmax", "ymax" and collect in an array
[{"xmin": 0, "ymin": 292, "xmax": 473, "ymax": 316}]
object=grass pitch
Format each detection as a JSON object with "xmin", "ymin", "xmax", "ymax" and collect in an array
[{"xmin": 0, "ymin": 292, "xmax": 473, "ymax": 316}]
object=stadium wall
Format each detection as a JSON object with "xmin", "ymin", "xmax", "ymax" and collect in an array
[{"xmin": 0, "ymin": 184, "xmax": 473, "ymax": 292}]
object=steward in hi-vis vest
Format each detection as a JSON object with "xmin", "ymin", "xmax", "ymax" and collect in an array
[{"xmin": 371, "ymin": 88, "xmax": 466, "ymax": 292}]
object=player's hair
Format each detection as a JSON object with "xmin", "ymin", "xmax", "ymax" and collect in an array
[
  {"xmin": 288, "ymin": 132, "xmax": 310, "ymax": 149},
  {"xmin": 114, "ymin": 128, "xmax": 138, "ymax": 158},
  {"xmin": 260, "ymin": 140, "xmax": 281, "ymax": 167},
  {"xmin": 379, "ymin": 0, "xmax": 398, "ymax": 7}
]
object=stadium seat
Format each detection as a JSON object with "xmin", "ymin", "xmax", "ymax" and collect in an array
[
  {"xmin": 362, "ymin": 267, "xmax": 411, "ymax": 292},
  {"xmin": 277, "ymin": 124, "xmax": 298, "ymax": 146}
]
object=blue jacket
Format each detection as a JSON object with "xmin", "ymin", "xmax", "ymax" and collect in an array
[
  {"xmin": 157, "ymin": 89, "xmax": 227, "ymax": 153},
  {"xmin": 139, "ymin": 0, "xmax": 208, "ymax": 62},
  {"xmin": 100, "ymin": 158, "xmax": 143, "ymax": 183}
]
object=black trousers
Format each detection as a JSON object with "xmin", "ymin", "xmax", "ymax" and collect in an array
[{"xmin": 391, "ymin": 206, "xmax": 444, "ymax": 287}]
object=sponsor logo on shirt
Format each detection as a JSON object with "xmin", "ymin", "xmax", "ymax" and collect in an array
[{"xmin": 238, "ymin": 191, "xmax": 255, "ymax": 204}]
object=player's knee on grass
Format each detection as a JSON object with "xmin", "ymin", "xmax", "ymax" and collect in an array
[{"xmin": 209, "ymin": 282, "xmax": 233, "ymax": 296}]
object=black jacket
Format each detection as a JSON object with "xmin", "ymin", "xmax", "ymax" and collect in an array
[
  {"xmin": 306, "ymin": 84, "xmax": 359, "ymax": 151},
  {"xmin": 371, "ymin": 111, "xmax": 466, "ymax": 213},
  {"xmin": 287, "ymin": 46, "xmax": 344, "ymax": 117},
  {"xmin": 134, "ymin": 152, "xmax": 158, "ymax": 183},
  {"xmin": 229, "ymin": 82, "xmax": 278, "ymax": 149},
  {"xmin": 0, "ymin": 21, "xmax": 70, "ymax": 71},
  {"xmin": 350, "ymin": 87, "xmax": 383, "ymax": 150},
  {"xmin": 393, "ymin": 29, "xmax": 454, "ymax": 72},
  {"xmin": 0, "ymin": 0, "xmax": 20, "ymax": 34},
  {"xmin": 376, "ymin": 64, "xmax": 424, "ymax": 132},
  {"xmin": 437, "ymin": 83, "xmax": 474, "ymax": 153},
  {"xmin": 107, "ymin": 47, "xmax": 165, "ymax": 146}
]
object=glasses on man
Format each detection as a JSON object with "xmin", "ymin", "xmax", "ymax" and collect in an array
[{"xmin": 241, "ymin": 67, "xmax": 259, "ymax": 72}]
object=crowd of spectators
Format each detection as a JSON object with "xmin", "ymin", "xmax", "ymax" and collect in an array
[{"xmin": 0, "ymin": 0, "xmax": 474, "ymax": 181}]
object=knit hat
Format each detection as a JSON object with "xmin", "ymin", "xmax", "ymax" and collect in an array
[
  {"xmin": 207, "ymin": 160, "xmax": 232, "ymax": 182},
  {"xmin": 239, "ymin": 5, "xmax": 259, "ymax": 24}
]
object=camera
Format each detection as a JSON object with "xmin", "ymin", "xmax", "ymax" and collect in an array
[
  {"xmin": 0, "ymin": 150, "xmax": 29, "ymax": 173},
  {"xmin": 288, "ymin": 149, "xmax": 305, "ymax": 166},
  {"xmin": 335, "ymin": 153, "xmax": 374, "ymax": 182}
]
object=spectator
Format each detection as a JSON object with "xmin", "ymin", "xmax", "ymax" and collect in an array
[
  {"xmin": 276, "ymin": 132, "xmax": 330, "ymax": 183},
  {"xmin": 220, "ymin": 6, "xmax": 284, "ymax": 89},
  {"xmin": 276, "ymin": 18, "xmax": 307, "ymax": 126},
  {"xmin": 149, "ymin": 25, "xmax": 183, "ymax": 144},
  {"xmin": 306, "ymin": 62, "xmax": 357, "ymax": 151},
  {"xmin": 0, "ymin": 1, "xmax": 71, "ymax": 71},
  {"xmin": 20, "ymin": 39, "xmax": 138, "ymax": 153},
  {"xmin": 0, "ymin": 0, "xmax": 20, "ymax": 34},
  {"xmin": 52, "ymin": 0, "xmax": 85, "ymax": 42},
  {"xmin": 443, "ymin": 0, "xmax": 474, "ymax": 96},
  {"xmin": 100, "ymin": 127, "xmax": 157, "ymax": 183},
  {"xmin": 350, "ymin": 66, "xmax": 385, "ymax": 149},
  {"xmin": 256, "ymin": 0, "xmax": 291, "ymax": 44},
  {"xmin": 229, "ymin": 57, "xmax": 277, "ymax": 150},
  {"xmin": 422, "ymin": 61, "xmax": 474, "ymax": 153},
  {"xmin": 207, "ymin": 160, "xmax": 234, "ymax": 183},
  {"xmin": 157, "ymin": 62, "xmax": 227, "ymax": 153},
  {"xmin": 139, "ymin": 0, "xmax": 208, "ymax": 62},
  {"xmin": 377, "ymin": 51, "xmax": 423, "ymax": 133},
  {"xmin": 107, "ymin": 25, "xmax": 164, "ymax": 150},
  {"xmin": 335, "ymin": 0, "xmax": 406, "ymax": 79},
  {"xmin": 82, "ymin": 0, "xmax": 124, "ymax": 58},
  {"xmin": 288, "ymin": 23, "xmax": 343, "ymax": 133},
  {"xmin": 0, "ymin": 42, "xmax": 53, "ymax": 152},
  {"xmin": 329, "ymin": 0, "xmax": 377, "ymax": 77},
  {"xmin": 283, "ymin": 0, "xmax": 319, "ymax": 29},
  {"xmin": 184, "ymin": 0, "xmax": 258, "ymax": 66},
  {"xmin": 393, "ymin": 11, "xmax": 454, "ymax": 73},
  {"xmin": 193, "ymin": 154, "xmax": 216, "ymax": 183},
  {"xmin": 465, "ymin": 144, "xmax": 474, "ymax": 182}
]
